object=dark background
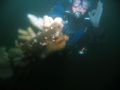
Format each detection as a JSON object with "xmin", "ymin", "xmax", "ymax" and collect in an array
[{"xmin": 0, "ymin": 0, "xmax": 120, "ymax": 89}]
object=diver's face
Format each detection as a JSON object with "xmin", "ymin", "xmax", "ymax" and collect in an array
[
  {"xmin": 79, "ymin": 5, "xmax": 88, "ymax": 15},
  {"xmin": 72, "ymin": 0, "xmax": 88, "ymax": 15}
]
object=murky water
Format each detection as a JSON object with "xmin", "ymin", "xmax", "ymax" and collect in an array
[{"xmin": 0, "ymin": 0, "xmax": 120, "ymax": 89}]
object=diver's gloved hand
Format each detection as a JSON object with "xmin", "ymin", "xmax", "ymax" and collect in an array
[{"xmin": 89, "ymin": 0, "xmax": 103, "ymax": 27}]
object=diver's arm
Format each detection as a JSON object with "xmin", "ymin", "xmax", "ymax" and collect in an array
[{"xmin": 89, "ymin": 0, "xmax": 103, "ymax": 27}]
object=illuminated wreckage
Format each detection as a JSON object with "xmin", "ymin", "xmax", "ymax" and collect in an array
[{"xmin": 16, "ymin": 14, "xmax": 69, "ymax": 59}]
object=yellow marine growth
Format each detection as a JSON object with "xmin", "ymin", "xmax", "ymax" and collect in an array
[
  {"xmin": 18, "ymin": 27, "xmax": 36, "ymax": 41},
  {"xmin": 0, "ymin": 47, "xmax": 25, "ymax": 79},
  {"xmin": 17, "ymin": 15, "xmax": 69, "ymax": 58},
  {"xmin": 0, "ymin": 47, "xmax": 13, "ymax": 78}
]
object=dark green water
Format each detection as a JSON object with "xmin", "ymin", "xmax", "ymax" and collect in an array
[{"xmin": 0, "ymin": 0, "xmax": 120, "ymax": 89}]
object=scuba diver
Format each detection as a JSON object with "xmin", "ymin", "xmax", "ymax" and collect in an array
[{"xmin": 49, "ymin": 0, "xmax": 103, "ymax": 55}]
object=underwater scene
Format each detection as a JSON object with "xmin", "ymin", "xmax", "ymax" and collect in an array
[{"xmin": 0, "ymin": 0, "xmax": 120, "ymax": 89}]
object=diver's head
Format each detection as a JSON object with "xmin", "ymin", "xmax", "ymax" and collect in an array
[
  {"xmin": 73, "ymin": 0, "xmax": 81, "ymax": 7},
  {"xmin": 72, "ymin": 0, "xmax": 89, "ymax": 18}
]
